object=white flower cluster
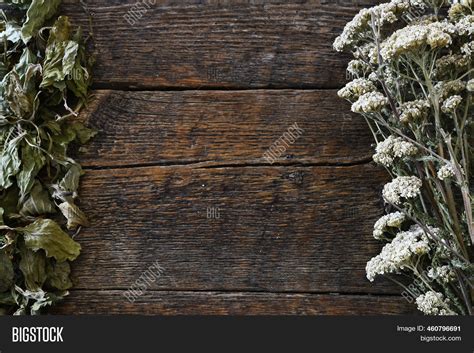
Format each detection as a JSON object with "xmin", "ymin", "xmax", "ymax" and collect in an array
[
  {"xmin": 449, "ymin": 2, "xmax": 472, "ymax": 21},
  {"xmin": 462, "ymin": 41, "xmax": 473, "ymax": 57},
  {"xmin": 335, "ymin": 0, "xmax": 472, "ymax": 317},
  {"xmin": 454, "ymin": 14, "xmax": 474, "ymax": 36},
  {"xmin": 351, "ymin": 91, "xmax": 388, "ymax": 113},
  {"xmin": 346, "ymin": 59, "xmax": 372, "ymax": 78},
  {"xmin": 409, "ymin": 0, "xmax": 427, "ymax": 8},
  {"xmin": 437, "ymin": 163, "xmax": 456, "ymax": 180},
  {"xmin": 382, "ymin": 176, "xmax": 422, "ymax": 205},
  {"xmin": 373, "ymin": 135, "xmax": 418, "ymax": 167},
  {"xmin": 380, "ymin": 21, "xmax": 456, "ymax": 60},
  {"xmin": 434, "ymin": 54, "xmax": 469, "ymax": 79},
  {"xmin": 399, "ymin": 99, "xmax": 430, "ymax": 123},
  {"xmin": 333, "ymin": 0, "xmax": 411, "ymax": 52},
  {"xmin": 441, "ymin": 95, "xmax": 463, "ymax": 113},
  {"xmin": 366, "ymin": 225, "xmax": 431, "ymax": 281},
  {"xmin": 467, "ymin": 79, "xmax": 474, "ymax": 92},
  {"xmin": 415, "ymin": 291, "xmax": 455, "ymax": 315},
  {"xmin": 428, "ymin": 266, "xmax": 456, "ymax": 284},
  {"xmin": 435, "ymin": 80, "xmax": 466, "ymax": 99},
  {"xmin": 338, "ymin": 78, "xmax": 376, "ymax": 101},
  {"xmin": 373, "ymin": 211, "xmax": 406, "ymax": 239}
]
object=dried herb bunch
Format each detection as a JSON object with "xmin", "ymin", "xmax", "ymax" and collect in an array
[
  {"xmin": 0, "ymin": 0, "xmax": 94, "ymax": 314},
  {"xmin": 335, "ymin": 0, "xmax": 473, "ymax": 315}
]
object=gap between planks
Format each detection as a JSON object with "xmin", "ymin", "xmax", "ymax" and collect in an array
[
  {"xmin": 69, "ymin": 287, "xmax": 404, "ymax": 299},
  {"xmin": 81, "ymin": 158, "xmax": 374, "ymax": 171},
  {"xmin": 91, "ymin": 84, "xmax": 349, "ymax": 92}
]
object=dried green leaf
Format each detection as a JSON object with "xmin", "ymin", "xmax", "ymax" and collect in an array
[
  {"xmin": 0, "ymin": 185, "xmax": 20, "ymax": 218},
  {"xmin": 0, "ymin": 21, "xmax": 21, "ymax": 43},
  {"xmin": 0, "ymin": 132, "xmax": 22, "ymax": 189},
  {"xmin": 40, "ymin": 16, "xmax": 78, "ymax": 90},
  {"xmin": 17, "ymin": 142, "xmax": 46, "ymax": 199},
  {"xmin": 20, "ymin": 0, "xmax": 61, "ymax": 43},
  {"xmin": 58, "ymin": 201, "xmax": 89, "ymax": 229},
  {"xmin": 19, "ymin": 181, "xmax": 55, "ymax": 216},
  {"xmin": 3, "ymin": 70, "xmax": 35, "ymax": 117},
  {"xmin": 45, "ymin": 260, "xmax": 72, "ymax": 290},
  {"xmin": 14, "ymin": 286, "xmax": 66, "ymax": 315},
  {"xmin": 0, "ymin": 250, "xmax": 14, "ymax": 292},
  {"xmin": 59, "ymin": 163, "xmax": 82, "ymax": 195},
  {"xmin": 20, "ymin": 218, "xmax": 81, "ymax": 262},
  {"xmin": 0, "ymin": 0, "xmax": 93, "ymax": 315},
  {"xmin": 19, "ymin": 245, "xmax": 47, "ymax": 291}
]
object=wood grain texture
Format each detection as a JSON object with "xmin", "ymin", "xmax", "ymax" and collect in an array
[
  {"xmin": 69, "ymin": 164, "xmax": 396, "ymax": 295},
  {"xmin": 76, "ymin": 90, "xmax": 373, "ymax": 167},
  {"xmin": 61, "ymin": 0, "xmax": 380, "ymax": 89},
  {"xmin": 52, "ymin": 0, "xmax": 411, "ymax": 315},
  {"xmin": 52, "ymin": 291, "xmax": 416, "ymax": 315}
]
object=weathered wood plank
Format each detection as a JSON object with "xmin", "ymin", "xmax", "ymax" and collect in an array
[
  {"xmin": 52, "ymin": 290, "xmax": 416, "ymax": 315},
  {"xmin": 76, "ymin": 90, "xmax": 372, "ymax": 167},
  {"xmin": 70, "ymin": 163, "xmax": 396, "ymax": 294},
  {"xmin": 60, "ymin": 0, "xmax": 379, "ymax": 89}
]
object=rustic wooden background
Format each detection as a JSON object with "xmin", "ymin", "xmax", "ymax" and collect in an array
[{"xmin": 52, "ymin": 0, "xmax": 417, "ymax": 314}]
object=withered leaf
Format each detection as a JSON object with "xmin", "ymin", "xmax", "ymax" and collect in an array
[
  {"xmin": 19, "ymin": 245, "xmax": 47, "ymax": 291},
  {"xmin": 0, "ymin": 250, "xmax": 14, "ymax": 292},
  {"xmin": 45, "ymin": 260, "xmax": 72, "ymax": 290},
  {"xmin": 0, "ymin": 131, "xmax": 22, "ymax": 189},
  {"xmin": 40, "ymin": 16, "xmax": 78, "ymax": 90},
  {"xmin": 58, "ymin": 201, "xmax": 89, "ymax": 229},
  {"xmin": 19, "ymin": 180, "xmax": 55, "ymax": 216},
  {"xmin": 17, "ymin": 141, "xmax": 46, "ymax": 200},
  {"xmin": 20, "ymin": 218, "xmax": 81, "ymax": 262},
  {"xmin": 20, "ymin": 0, "xmax": 62, "ymax": 43},
  {"xmin": 0, "ymin": 0, "xmax": 93, "ymax": 315}
]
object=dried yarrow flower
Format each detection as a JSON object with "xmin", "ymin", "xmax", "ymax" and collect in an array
[
  {"xmin": 380, "ymin": 21, "xmax": 456, "ymax": 60},
  {"xmin": 338, "ymin": 78, "xmax": 377, "ymax": 101},
  {"xmin": 428, "ymin": 266, "xmax": 456, "ymax": 284},
  {"xmin": 373, "ymin": 135, "xmax": 418, "ymax": 167},
  {"xmin": 351, "ymin": 91, "xmax": 388, "ymax": 113},
  {"xmin": 336, "ymin": 0, "xmax": 473, "ymax": 316},
  {"xmin": 399, "ymin": 99, "xmax": 430, "ymax": 123},
  {"xmin": 441, "ymin": 95, "xmax": 463, "ymax": 113},
  {"xmin": 467, "ymin": 78, "xmax": 474, "ymax": 91},
  {"xmin": 435, "ymin": 80, "xmax": 466, "ymax": 99},
  {"xmin": 437, "ymin": 163, "xmax": 456, "ymax": 180},
  {"xmin": 434, "ymin": 54, "xmax": 469, "ymax": 79},
  {"xmin": 415, "ymin": 291, "xmax": 456, "ymax": 315},
  {"xmin": 382, "ymin": 176, "xmax": 422, "ymax": 205},
  {"xmin": 449, "ymin": 3, "xmax": 471, "ymax": 21},
  {"xmin": 333, "ymin": 0, "xmax": 411, "ymax": 52},
  {"xmin": 346, "ymin": 59, "xmax": 372, "ymax": 78},
  {"xmin": 373, "ymin": 211, "xmax": 406, "ymax": 239},
  {"xmin": 366, "ymin": 225, "xmax": 432, "ymax": 281}
]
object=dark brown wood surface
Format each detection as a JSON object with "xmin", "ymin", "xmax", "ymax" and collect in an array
[
  {"xmin": 65, "ymin": 164, "xmax": 391, "ymax": 293},
  {"xmin": 61, "ymin": 0, "xmax": 380, "ymax": 89},
  {"xmin": 53, "ymin": 291, "xmax": 415, "ymax": 315},
  {"xmin": 75, "ymin": 90, "xmax": 373, "ymax": 167},
  {"xmin": 51, "ymin": 0, "xmax": 417, "ymax": 315}
]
